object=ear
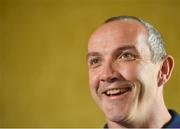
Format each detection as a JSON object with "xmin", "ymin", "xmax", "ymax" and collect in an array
[{"xmin": 158, "ymin": 55, "xmax": 174, "ymax": 87}]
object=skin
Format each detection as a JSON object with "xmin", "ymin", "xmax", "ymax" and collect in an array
[{"xmin": 87, "ymin": 19, "xmax": 174, "ymax": 128}]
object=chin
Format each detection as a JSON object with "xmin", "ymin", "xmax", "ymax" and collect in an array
[
  {"xmin": 104, "ymin": 107, "xmax": 129, "ymax": 123},
  {"xmin": 107, "ymin": 114, "xmax": 124, "ymax": 123},
  {"xmin": 103, "ymin": 102, "xmax": 137, "ymax": 125}
]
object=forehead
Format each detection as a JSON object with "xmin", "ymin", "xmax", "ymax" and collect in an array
[{"xmin": 88, "ymin": 20, "xmax": 149, "ymax": 55}]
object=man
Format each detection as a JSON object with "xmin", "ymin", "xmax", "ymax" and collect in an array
[{"xmin": 87, "ymin": 16, "xmax": 180, "ymax": 128}]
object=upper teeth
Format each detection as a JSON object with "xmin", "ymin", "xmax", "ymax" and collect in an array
[{"xmin": 106, "ymin": 88, "xmax": 130, "ymax": 96}]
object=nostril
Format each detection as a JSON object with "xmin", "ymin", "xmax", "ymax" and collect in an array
[
  {"xmin": 101, "ymin": 77, "xmax": 118, "ymax": 83},
  {"xmin": 108, "ymin": 77, "xmax": 118, "ymax": 83}
]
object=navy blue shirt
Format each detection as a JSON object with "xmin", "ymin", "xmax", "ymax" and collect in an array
[
  {"xmin": 163, "ymin": 109, "xmax": 180, "ymax": 128},
  {"xmin": 104, "ymin": 109, "xmax": 180, "ymax": 128}
]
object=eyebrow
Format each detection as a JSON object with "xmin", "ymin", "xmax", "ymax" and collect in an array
[
  {"xmin": 114, "ymin": 45, "xmax": 137, "ymax": 53},
  {"xmin": 86, "ymin": 45, "xmax": 138, "ymax": 60},
  {"xmin": 86, "ymin": 52, "xmax": 102, "ymax": 60}
]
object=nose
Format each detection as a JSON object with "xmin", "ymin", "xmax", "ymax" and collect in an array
[{"xmin": 100, "ymin": 62, "xmax": 119, "ymax": 83}]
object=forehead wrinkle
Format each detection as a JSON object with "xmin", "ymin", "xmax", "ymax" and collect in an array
[
  {"xmin": 88, "ymin": 19, "xmax": 149, "ymax": 59},
  {"xmin": 89, "ymin": 20, "xmax": 148, "ymax": 45},
  {"xmin": 87, "ymin": 44, "xmax": 138, "ymax": 61}
]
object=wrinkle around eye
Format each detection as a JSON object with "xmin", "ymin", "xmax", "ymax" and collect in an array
[
  {"xmin": 88, "ymin": 57, "xmax": 102, "ymax": 68},
  {"xmin": 117, "ymin": 52, "xmax": 138, "ymax": 61}
]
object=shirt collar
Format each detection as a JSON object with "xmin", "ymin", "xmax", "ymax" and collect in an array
[{"xmin": 162, "ymin": 109, "xmax": 180, "ymax": 128}]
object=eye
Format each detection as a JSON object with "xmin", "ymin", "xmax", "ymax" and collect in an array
[
  {"xmin": 118, "ymin": 52, "xmax": 136, "ymax": 61},
  {"xmin": 88, "ymin": 57, "xmax": 101, "ymax": 68}
]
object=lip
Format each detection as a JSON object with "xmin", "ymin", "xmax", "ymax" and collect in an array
[
  {"xmin": 100, "ymin": 82, "xmax": 134, "ymax": 100},
  {"xmin": 103, "ymin": 87, "xmax": 132, "ymax": 100},
  {"xmin": 102, "ymin": 86, "xmax": 132, "ymax": 94},
  {"xmin": 101, "ymin": 82, "xmax": 133, "ymax": 94}
]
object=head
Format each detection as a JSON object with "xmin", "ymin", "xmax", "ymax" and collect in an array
[{"xmin": 87, "ymin": 16, "xmax": 174, "ymax": 127}]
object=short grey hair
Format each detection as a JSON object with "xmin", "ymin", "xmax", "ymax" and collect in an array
[{"xmin": 104, "ymin": 16, "xmax": 167, "ymax": 63}]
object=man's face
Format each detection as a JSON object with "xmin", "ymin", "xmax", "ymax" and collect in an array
[{"xmin": 87, "ymin": 20, "xmax": 161, "ymax": 123}]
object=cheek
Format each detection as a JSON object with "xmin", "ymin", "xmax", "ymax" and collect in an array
[
  {"xmin": 88, "ymin": 70, "xmax": 99, "ymax": 90},
  {"xmin": 135, "ymin": 63, "xmax": 159, "ymax": 103},
  {"xmin": 117, "ymin": 63, "xmax": 139, "ymax": 81},
  {"xmin": 138, "ymin": 64, "xmax": 158, "ymax": 87},
  {"xmin": 88, "ymin": 70, "xmax": 101, "ymax": 103}
]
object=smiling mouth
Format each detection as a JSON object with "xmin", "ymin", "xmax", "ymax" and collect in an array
[{"xmin": 104, "ymin": 87, "xmax": 132, "ymax": 96}]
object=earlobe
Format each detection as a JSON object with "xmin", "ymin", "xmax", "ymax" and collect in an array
[{"xmin": 157, "ymin": 55, "xmax": 174, "ymax": 87}]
